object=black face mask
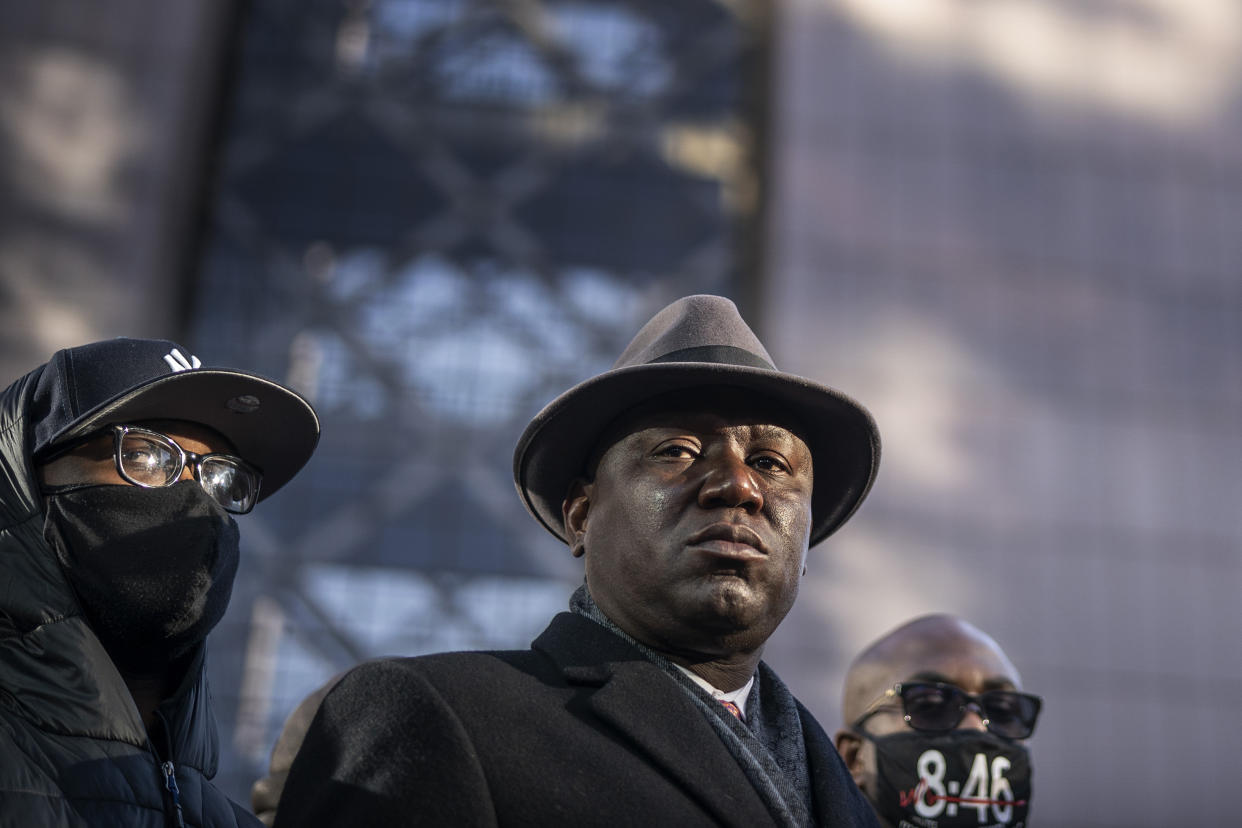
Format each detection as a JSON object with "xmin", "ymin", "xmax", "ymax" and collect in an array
[
  {"xmin": 861, "ymin": 729, "xmax": 1032, "ymax": 828},
  {"xmin": 43, "ymin": 480, "xmax": 241, "ymax": 673}
]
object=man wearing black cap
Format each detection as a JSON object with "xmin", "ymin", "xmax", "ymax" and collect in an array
[
  {"xmin": 275, "ymin": 295, "xmax": 881, "ymax": 827},
  {"xmin": 0, "ymin": 338, "xmax": 319, "ymax": 827}
]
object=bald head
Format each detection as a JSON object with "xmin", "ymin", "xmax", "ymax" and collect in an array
[
  {"xmin": 841, "ymin": 614, "xmax": 1022, "ymax": 728},
  {"xmin": 835, "ymin": 616, "xmax": 1035, "ymax": 827}
]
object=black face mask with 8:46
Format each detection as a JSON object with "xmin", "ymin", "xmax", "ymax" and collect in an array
[{"xmin": 862, "ymin": 729, "xmax": 1032, "ymax": 828}]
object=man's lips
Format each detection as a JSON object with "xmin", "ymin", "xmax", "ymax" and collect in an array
[{"xmin": 685, "ymin": 523, "xmax": 768, "ymax": 559}]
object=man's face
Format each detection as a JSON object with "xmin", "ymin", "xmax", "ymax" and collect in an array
[
  {"xmin": 856, "ymin": 647, "xmax": 1018, "ymax": 740},
  {"xmin": 564, "ymin": 389, "xmax": 814, "ymax": 659},
  {"xmin": 38, "ymin": 419, "xmax": 235, "ymax": 490},
  {"xmin": 837, "ymin": 620, "xmax": 1027, "ymax": 806}
]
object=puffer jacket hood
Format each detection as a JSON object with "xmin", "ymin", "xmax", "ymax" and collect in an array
[{"xmin": 0, "ymin": 363, "xmax": 260, "ymax": 827}]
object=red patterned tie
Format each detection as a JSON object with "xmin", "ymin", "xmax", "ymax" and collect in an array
[{"xmin": 719, "ymin": 699, "xmax": 743, "ymax": 720}]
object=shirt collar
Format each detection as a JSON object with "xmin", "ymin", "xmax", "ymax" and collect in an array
[{"xmin": 672, "ymin": 664, "xmax": 754, "ymax": 718}]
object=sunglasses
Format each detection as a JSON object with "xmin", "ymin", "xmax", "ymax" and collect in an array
[
  {"xmin": 44, "ymin": 424, "xmax": 262, "ymax": 514},
  {"xmin": 854, "ymin": 681, "xmax": 1042, "ymax": 740}
]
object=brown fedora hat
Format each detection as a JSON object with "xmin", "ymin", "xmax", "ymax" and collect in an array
[{"xmin": 512, "ymin": 294, "xmax": 880, "ymax": 547}]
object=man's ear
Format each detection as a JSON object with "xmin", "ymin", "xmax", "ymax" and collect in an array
[
  {"xmin": 562, "ymin": 478, "xmax": 591, "ymax": 558},
  {"xmin": 834, "ymin": 729, "xmax": 866, "ymax": 787}
]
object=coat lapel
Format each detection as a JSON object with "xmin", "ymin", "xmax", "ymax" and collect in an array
[
  {"xmin": 535, "ymin": 613, "xmax": 776, "ymax": 827},
  {"xmin": 798, "ymin": 699, "xmax": 879, "ymax": 827}
]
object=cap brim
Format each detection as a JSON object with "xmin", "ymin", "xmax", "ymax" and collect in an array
[
  {"xmin": 513, "ymin": 362, "xmax": 880, "ymax": 548},
  {"xmin": 53, "ymin": 370, "xmax": 320, "ymax": 501}
]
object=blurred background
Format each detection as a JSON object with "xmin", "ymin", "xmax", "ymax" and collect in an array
[{"xmin": 2, "ymin": 0, "xmax": 1239, "ymax": 824}]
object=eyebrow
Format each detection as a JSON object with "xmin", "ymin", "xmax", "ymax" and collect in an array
[
  {"xmin": 748, "ymin": 424, "xmax": 796, "ymax": 441},
  {"xmin": 904, "ymin": 670, "xmax": 1017, "ymax": 691}
]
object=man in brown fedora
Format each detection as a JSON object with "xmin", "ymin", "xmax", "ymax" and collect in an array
[{"xmin": 274, "ymin": 295, "xmax": 882, "ymax": 827}]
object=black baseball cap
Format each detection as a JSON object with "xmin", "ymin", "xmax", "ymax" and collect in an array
[{"xmin": 29, "ymin": 337, "xmax": 319, "ymax": 501}]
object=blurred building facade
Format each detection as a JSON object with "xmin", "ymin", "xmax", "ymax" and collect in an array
[
  {"xmin": 2, "ymin": 1, "xmax": 1240, "ymax": 825},
  {"xmin": 188, "ymin": 0, "xmax": 770, "ymax": 801}
]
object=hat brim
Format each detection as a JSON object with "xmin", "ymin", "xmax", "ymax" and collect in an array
[
  {"xmin": 50, "ymin": 370, "xmax": 320, "ymax": 502},
  {"xmin": 513, "ymin": 362, "xmax": 880, "ymax": 548}
]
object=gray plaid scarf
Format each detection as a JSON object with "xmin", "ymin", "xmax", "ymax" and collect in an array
[{"xmin": 570, "ymin": 584, "xmax": 815, "ymax": 827}]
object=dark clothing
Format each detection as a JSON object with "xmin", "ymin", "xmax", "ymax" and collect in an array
[
  {"xmin": 568, "ymin": 584, "xmax": 819, "ymax": 824},
  {"xmin": 0, "ymin": 366, "xmax": 260, "ymax": 828},
  {"xmin": 274, "ymin": 612, "xmax": 879, "ymax": 828}
]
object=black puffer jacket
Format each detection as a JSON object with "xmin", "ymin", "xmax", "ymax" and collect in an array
[{"xmin": 0, "ymin": 365, "xmax": 261, "ymax": 827}]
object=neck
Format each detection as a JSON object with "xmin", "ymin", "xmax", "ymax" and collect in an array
[
  {"xmin": 666, "ymin": 649, "xmax": 762, "ymax": 692},
  {"xmin": 122, "ymin": 670, "xmax": 172, "ymax": 730},
  {"xmin": 569, "ymin": 583, "xmax": 764, "ymax": 690}
]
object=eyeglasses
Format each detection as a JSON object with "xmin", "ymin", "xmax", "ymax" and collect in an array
[
  {"xmin": 853, "ymin": 681, "xmax": 1042, "ymax": 740},
  {"xmin": 48, "ymin": 424, "xmax": 262, "ymax": 514}
]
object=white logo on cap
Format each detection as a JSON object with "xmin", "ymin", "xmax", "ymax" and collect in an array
[{"xmin": 164, "ymin": 349, "xmax": 202, "ymax": 372}]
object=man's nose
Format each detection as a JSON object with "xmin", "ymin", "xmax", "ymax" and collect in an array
[
  {"xmin": 960, "ymin": 704, "xmax": 989, "ymax": 732},
  {"xmin": 698, "ymin": 455, "xmax": 763, "ymax": 511}
]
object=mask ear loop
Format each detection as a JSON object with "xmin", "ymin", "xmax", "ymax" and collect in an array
[
  {"xmin": 39, "ymin": 481, "xmax": 113, "ymax": 496},
  {"xmin": 34, "ymin": 429, "xmax": 107, "ymax": 465},
  {"xmin": 850, "ymin": 725, "xmax": 883, "ymax": 745},
  {"xmin": 33, "ymin": 429, "xmax": 109, "ymax": 498}
]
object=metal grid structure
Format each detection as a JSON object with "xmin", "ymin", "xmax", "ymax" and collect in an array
[
  {"xmin": 7, "ymin": 2, "xmax": 1242, "ymax": 822},
  {"xmin": 186, "ymin": 0, "xmax": 771, "ymax": 800}
]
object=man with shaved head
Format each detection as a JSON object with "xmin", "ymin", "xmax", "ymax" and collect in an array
[{"xmin": 834, "ymin": 615, "xmax": 1040, "ymax": 828}]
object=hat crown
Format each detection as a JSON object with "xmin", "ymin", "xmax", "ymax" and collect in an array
[
  {"xmin": 31, "ymin": 338, "xmax": 196, "ymax": 455},
  {"xmin": 612, "ymin": 295, "xmax": 776, "ymax": 370},
  {"xmin": 513, "ymin": 293, "xmax": 881, "ymax": 548},
  {"xmin": 23, "ymin": 336, "xmax": 320, "ymax": 502}
]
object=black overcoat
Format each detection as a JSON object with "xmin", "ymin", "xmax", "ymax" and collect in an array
[{"xmin": 274, "ymin": 612, "xmax": 878, "ymax": 827}]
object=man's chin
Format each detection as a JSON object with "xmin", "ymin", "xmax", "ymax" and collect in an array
[{"xmin": 680, "ymin": 582, "xmax": 773, "ymax": 639}]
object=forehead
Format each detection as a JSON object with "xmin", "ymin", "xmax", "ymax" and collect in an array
[
  {"xmin": 599, "ymin": 386, "xmax": 811, "ymax": 448},
  {"xmin": 105, "ymin": 419, "xmax": 235, "ymax": 454},
  {"xmin": 877, "ymin": 629, "xmax": 1020, "ymax": 694}
]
